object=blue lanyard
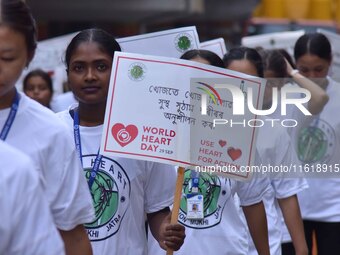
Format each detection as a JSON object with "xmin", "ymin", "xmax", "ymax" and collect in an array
[
  {"xmin": 73, "ymin": 108, "xmax": 102, "ymax": 189},
  {"xmin": 190, "ymin": 170, "xmax": 200, "ymax": 194},
  {"xmin": 0, "ymin": 90, "xmax": 20, "ymax": 141}
]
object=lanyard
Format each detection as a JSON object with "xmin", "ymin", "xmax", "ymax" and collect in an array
[
  {"xmin": 190, "ymin": 170, "xmax": 200, "ymax": 194},
  {"xmin": 73, "ymin": 108, "xmax": 102, "ymax": 189},
  {"xmin": 0, "ymin": 90, "xmax": 20, "ymax": 141}
]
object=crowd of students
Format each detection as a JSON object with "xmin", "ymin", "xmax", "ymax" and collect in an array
[{"xmin": 1, "ymin": 0, "xmax": 340, "ymax": 254}]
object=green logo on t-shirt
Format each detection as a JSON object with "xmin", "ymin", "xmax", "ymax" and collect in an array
[
  {"xmin": 179, "ymin": 170, "xmax": 230, "ymax": 229},
  {"xmin": 298, "ymin": 119, "xmax": 335, "ymax": 163},
  {"xmin": 83, "ymin": 155, "xmax": 130, "ymax": 241}
]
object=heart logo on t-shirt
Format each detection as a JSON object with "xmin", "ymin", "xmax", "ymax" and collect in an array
[
  {"xmin": 111, "ymin": 123, "xmax": 138, "ymax": 147},
  {"xmin": 227, "ymin": 147, "xmax": 242, "ymax": 161},
  {"xmin": 218, "ymin": 140, "xmax": 227, "ymax": 147}
]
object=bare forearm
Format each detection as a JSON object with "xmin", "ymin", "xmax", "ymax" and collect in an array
[
  {"xmin": 242, "ymin": 201, "xmax": 270, "ymax": 255},
  {"xmin": 278, "ymin": 195, "xmax": 308, "ymax": 255},
  {"xmin": 292, "ymin": 72, "xmax": 328, "ymax": 114},
  {"xmin": 59, "ymin": 224, "xmax": 92, "ymax": 255}
]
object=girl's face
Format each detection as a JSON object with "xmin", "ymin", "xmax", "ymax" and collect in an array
[
  {"xmin": 67, "ymin": 42, "xmax": 112, "ymax": 105},
  {"xmin": 295, "ymin": 53, "xmax": 330, "ymax": 87},
  {"xmin": 24, "ymin": 75, "xmax": 52, "ymax": 107},
  {"xmin": 0, "ymin": 25, "xmax": 29, "ymax": 99}
]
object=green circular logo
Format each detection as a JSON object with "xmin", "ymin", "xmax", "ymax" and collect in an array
[
  {"xmin": 128, "ymin": 63, "xmax": 146, "ymax": 81},
  {"xmin": 298, "ymin": 119, "xmax": 335, "ymax": 163},
  {"xmin": 175, "ymin": 33, "xmax": 193, "ymax": 52},
  {"xmin": 82, "ymin": 155, "xmax": 130, "ymax": 241}
]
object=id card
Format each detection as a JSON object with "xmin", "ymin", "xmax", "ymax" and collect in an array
[{"xmin": 186, "ymin": 194, "xmax": 204, "ymax": 219}]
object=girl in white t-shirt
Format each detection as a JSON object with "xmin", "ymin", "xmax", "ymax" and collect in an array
[
  {"xmin": 224, "ymin": 47, "xmax": 309, "ymax": 255},
  {"xmin": 0, "ymin": 1, "xmax": 94, "ymax": 255},
  {"xmin": 0, "ymin": 141, "xmax": 65, "ymax": 255},
  {"xmin": 259, "ymin": 48, "xmax": 329, "ymax": 255},
  {"xmin": 293, "ymin": 32, "xmax": 340, "ymax": 255},
  {"xmin": 148, "ymin": 49, "xmax": 271, "ymax": 255},
  {"xmin": 57, "ymin": 28, "xmax": 185, "ymax": 255}
]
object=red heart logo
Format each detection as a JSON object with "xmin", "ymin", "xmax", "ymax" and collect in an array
[
  {"xmin": 227, "ymin": 147, "xmax": 242, "ymax": 161},
  {"xmin": 111, "ymin": 123, "xmax": 138, "ymax": 147},
  {"xmin": 218, "ymin": 140, "xmax": 227, "ymax": 147}
]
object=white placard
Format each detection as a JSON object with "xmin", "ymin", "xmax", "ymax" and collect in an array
[
  {"xmin": 242, "ymin": 30, "xmax": 305, "ymax": 57},
  {"xmin": 100, "ymin": 52, "xmax": 266, "ymax": 180},
  {"xmin": 317, "ymin": 29, "xmax": 340, "ymax": 82},
  {"xmin": 117, "ymin": 26, "xmax": 200, "ymax": 58},
  {"xmin": 200, "ymin": 38, "xmax": 227, "ymax": 59}
]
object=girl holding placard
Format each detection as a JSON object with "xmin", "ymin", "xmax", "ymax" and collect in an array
[{"xmin": 57, "ymin": 28, "xmax": 185, "ymax": 255}]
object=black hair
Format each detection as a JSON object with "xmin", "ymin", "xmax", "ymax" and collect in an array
[
  {"xmin": 223, "ymin": 47, "xmax": 264, "ymax": 77},
  {"xmin": 23, "ymin": 69, "xmax": 53, "ymax": 94},
  {"xmin": 277, "ymin": 48, "xmax": 296, "ymax": 69},
  {"xmin": 294, "ymin": 33, "xmax": 332, "ymax": 62},
  {"xmin": 261, "ymin": 49, "xmax": 287, "ymax": 78},
  {"xmin": 180, "ymin": 49, "xmax": 225, "ymax": 68},
  {"xmin": 65, "ymin": 28, "xmax": 121, "ymax": 71},
  {"xmin": 1, "ymin": 0, "xmax": 37, "ymax": 60}
]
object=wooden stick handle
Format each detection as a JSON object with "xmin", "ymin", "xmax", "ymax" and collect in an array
[{"xmin": 166, "ymin": 166, "xmax": 185, "ymax": 255}]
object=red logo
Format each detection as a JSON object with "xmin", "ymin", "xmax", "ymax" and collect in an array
[
  {"xmin": 227, "ymin": 147, "xmax": 242, "ymax": 161},
  {"xmin": 111, "ymin": 123, "xmax": 138, "ymax": 147}
]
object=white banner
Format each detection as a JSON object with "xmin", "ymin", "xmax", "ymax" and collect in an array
[
  {"xmin": 242, "ymin": 30, "xmax": 305, "ymax": 57},
  {"xmin": 117, "ymin": 26, "xmax": 200, "ymax": 58},
  {"xmin": 100, "ymin": 52, "xmax": 266, "ymax": 180},
  {"xmin": 200, "ymin": 38, "xmax": 227, "ymax": 59}
]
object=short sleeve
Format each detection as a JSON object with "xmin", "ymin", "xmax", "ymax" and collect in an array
[
  {"xmin": 2, "ymin": 151, "xmax": 65, "ymax": 255},
  {"xmin": 45, "ymin": 128, "xmax": 95, "ymax": 230},
  {"xmin": 144, "ymin": 162, "xmax": 176, "ymax": 214}
]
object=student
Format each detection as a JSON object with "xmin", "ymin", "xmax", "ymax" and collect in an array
[
  {"xmin": 293, "ymin": 32, "xmax": 340, "ymax": 255},
  {"xmin": 57, "ymin": 28, "xmax": 185, "ymax": 255},
  {"xmin": 148, "ymin": 49, "xmax": 271, "ymax": 255},
  {"xmin": 23, "ymin": 69, "xmax": 53, "ymax": 108},
  {"xmin": 224, "ymin": 47, "xmax": 309, "ymax": 255},
  {"xmin": 0, "ymin": 141, "xmax": 65, "ymax": 255},
  {"xmin": 259, "ymin": 49, "xmax": 329, "ymax": 255},
  {"xmin": 0, "ymin": 1, "xmax": 94, "ymax": 254}
]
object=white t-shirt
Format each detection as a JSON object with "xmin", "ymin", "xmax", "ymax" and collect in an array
[
  {"xmin": 57, "ymin": 108, "xmax": 176, "ymax": 255},
  {"xmin": 148, "ymin": 153, "xmax": 271, "ymax": 255},
  {"xmin": 50, "ymin": 91, "xmax": 78, "ymax": 113},
  {"xmin": 0, "ymin": 141, "xmax": 65, "ymax": 255},
  {"xmin": 245, "ymin": 118, "xmax": 308, "ymax": 255},
  {"xmin": 297, "ymin": 78, "xmax": 340, "ymax": 222},
  {"xmin": 0, "ymin": 93, "xmax": 94, "ymax": 230}
]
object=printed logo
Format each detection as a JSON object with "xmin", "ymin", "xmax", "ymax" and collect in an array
[
  {"xmin": 298, "ymin": 119, "xmax": 335, "ymax": 164},
  {"xmin": 197, "ymin": 81, "xmax": 223, "ymax": 106},
  {"xmin": 178, "ymin": 170, "xmax": 230, "ymax": 229},
  {"xmin": 128, "ymin": 62, "xmax": 146, "ymax": 81},
  {"xmin": 111, "ymin": 123, "xmax": 138, "ymax": 147},
  {"xmin": 175, "ymin": 33, "xmax": 193, "ymax": 52},
  {"xmin": 83, "ymin": 155, "xmax": 130, "ymax": 241}
]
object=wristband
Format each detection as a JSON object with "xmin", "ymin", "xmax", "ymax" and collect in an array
[{"xmin": 290, "ymin": 69, "xmax": 299, "ymax": 76}]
